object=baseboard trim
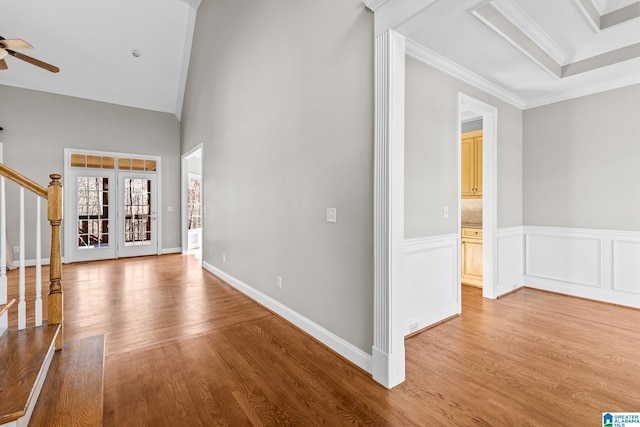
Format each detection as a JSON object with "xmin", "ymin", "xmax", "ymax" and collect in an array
[
  {"xmin": 202, "ymin": 261, "xmax": 373, "ymax": 374},
  {"xmin": 161, "ymin": 247, "xmax": 182, "ymax": 255}
]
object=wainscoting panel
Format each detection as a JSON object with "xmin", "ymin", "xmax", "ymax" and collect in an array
[
  {"xmin": 403, "ymin": 234, "xmax": 459, "ymax": 335},
  {"xmin": 526, "ymin": 230, "xmax": 602, "ymax": 287},
  {"xmin": 613, "ymin": 239, "xmax": 640, "ymax": 295},
  {"xmin": 496, "ymin": 227, "xmax": 524, "ymax": 296},
  {"xmin": 524, "ymin": 226, "xmax": 640, "ymax": 308}
]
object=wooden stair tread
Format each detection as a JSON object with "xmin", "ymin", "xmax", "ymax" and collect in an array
[
  {"xmin": 28, "ymin": 334, "xmax": 105, "ymax": 427},
  {"xmin": 0, "ymin": 324, "xmax": 60, "ymax": 425}
]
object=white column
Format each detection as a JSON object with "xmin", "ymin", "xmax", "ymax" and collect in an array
[
  {"xmin": 0, "ymin": 177, "xmax": 6, "ymax": 305},
  {"xmin": 372, "ymin": 29, "xmax": 406, "ymax": 389},
  {"xmin": 35, "ymin": 197, "xmax": 42, "ymax": 327},
  {"xmin": 18, "ymin": 187, "xmax": 26, "ymax": 330}
]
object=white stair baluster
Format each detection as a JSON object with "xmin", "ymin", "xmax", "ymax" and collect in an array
[
  {"xmin": 35, "ymin": 197, "xmax": 42, "ymax": 327},
  {"xmin": 0, "ymin": 176, "xmax": 6, "ymax": 305},
  {"xmin": 18, "ymin": 187, "xmax": 26, "ymax": 329}
]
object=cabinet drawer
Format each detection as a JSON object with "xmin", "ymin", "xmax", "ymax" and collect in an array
[{"xmin": 462, "ymin": 228, "xmax": 483, "ymax": 239}]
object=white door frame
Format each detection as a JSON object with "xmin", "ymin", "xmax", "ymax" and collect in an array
[
  {"xmin": 458, "ymin": 93, "xmax": 498, "ymax": 300},
  {"xmin": 181, "ymin": 144, "xmax": 203, "ymax": 257}
]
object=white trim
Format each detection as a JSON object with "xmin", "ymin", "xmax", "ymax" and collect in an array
[
  {"xmin": 363, "ymin": 0, "xmax": 388, "ymax": 11},
  {"xmin": 490, "ymin": 0, "xmax": 567, "ymax": 64},
  {"xmin": 496, "ymin": 226, "xmax": 525, "ymax": 296},
  {"xmin": 524, "ymin": 72, "xmax": 640, "ymax": 108},
  {"xmin": 406, "ymin": 39, "xmax": 526, "ymax": 109},
  {"xmin": 471, "ymin": 4, "xmax": 562, "ymax": 80},
  {"xmin": 161, "ymin": 247, "xmax": 182, "ymax": 255},
  {"xmin": 403, "ymin": 234, "xmax": 459, "ymax": 335},
  {"xmin": 373, "ymin": 30, "xmax": 406, "ymax": 389},
  {"xmin": 202, "ymin": 261, "xmax": 373, "ymax": 373},
  {"xmin": 178, "ymin": 0, "xmax": 201, "ymax": 10},
  {"xmin": 523, "ymin": 226, "xmax": 640, "ymax": 308},
  {"xmin": 10, "ymin": 327, "xmax": 59, "ymax": 427}
]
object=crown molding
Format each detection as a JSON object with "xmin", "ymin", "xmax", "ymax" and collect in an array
[
  {"xmin": 362, "ymin": 0, "xmax": 388, "ymax": 12},
  {"xmin": 179, "ymin": 0, "xmax": 201, "ymax": 10},
  {"xmin": 405, "ymin": 38, "xmax": 526, "ymax": 110},
  {"xmin": 525, "ymin": 71, "xmax": 640, "ymax": 108},
  {"xmin": 491, "ymin": 0, "xmax": 568, "ymax": 64}
]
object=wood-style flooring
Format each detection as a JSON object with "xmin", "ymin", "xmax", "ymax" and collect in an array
[{"xmin": 6, "ymin": 254, "xmax": 640, "ymax": 426}]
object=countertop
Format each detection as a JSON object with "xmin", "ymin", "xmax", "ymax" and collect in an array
[{"xmin": 461, "ymin": 223, "xmax": 482, "ymax": 229}]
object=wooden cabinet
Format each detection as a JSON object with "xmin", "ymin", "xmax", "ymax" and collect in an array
[
  {"xmin": 461, "ymin": 130, "xmax": 483, "ymax": 198},
  {"xmin": 461, "ymin": 227, "xmax": 483, "ymax": 287}
]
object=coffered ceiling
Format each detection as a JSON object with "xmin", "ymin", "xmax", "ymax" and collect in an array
[
  {"xmin": 0, "ymin": 0, "xmax": 199, "ymax": 117},
  {"xmin": 367, "ymin": 0, "xmax": 640, "ymax": 108}
]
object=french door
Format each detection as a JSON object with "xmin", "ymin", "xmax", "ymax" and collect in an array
[
  {"xmin": 65, "ymin": 150, "xmax": 160, "ymax": 263},
  {"xmin": 68, "ymin": 169, "xmax": 117, "ymax": 262},
  {"xmin": 117, "ymin": 172, "xmax": 158, "ymax": 258}
]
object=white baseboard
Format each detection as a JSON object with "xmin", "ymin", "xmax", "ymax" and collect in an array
[
  {"xmin": 403, "ymin": 234, "xmax": 460, "ymax": 335},
  {"xmin": 524, "ymin": 226, "xmax": 640, "ymax": 308},
  {"xmin": 161, "ymin": 247, "xmax": 182, "ymax": 255},
  {"xmin": 201, "ymin": 261, "xmax": 373, "ymax": 374},
  {"xmin": 12, "ymin": 258, "xmax": 51, "ymax": 268}
]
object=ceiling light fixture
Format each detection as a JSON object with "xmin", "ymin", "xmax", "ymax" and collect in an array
[{"xmin": 132, "ymin": 49, "xmax": 141, "ymax": 58}]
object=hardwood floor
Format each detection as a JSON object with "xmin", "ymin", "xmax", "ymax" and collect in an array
[{"xmin": 6, "ymin": 254, "xmax": 640, "ymax": 426}]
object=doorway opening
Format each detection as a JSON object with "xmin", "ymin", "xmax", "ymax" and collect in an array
[
  {"xmin": 457, "ymin": 93, "xmax": 497, "ymax": 300},
  {"xmin": 181, "ymin": 145, "xmax": 203, "ymax": 261}
]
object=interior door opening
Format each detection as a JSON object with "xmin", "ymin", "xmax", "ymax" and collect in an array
[{"xmin": 181, "ymin": 145, "xmax": 203, "ymax": 262}]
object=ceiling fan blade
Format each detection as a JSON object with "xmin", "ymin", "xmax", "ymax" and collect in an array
[
  {"xmin": 0, "ymin": 39, "xmax": 33, "ymax": 49},
  {"xmin": 0, "ymin": 58, "xmax": 7, "ymax": 70},
  {"xmin": 0, "ymin": 49, "xmax": 6, "ymax": 60},
  {"xmin": 6, "ymin": 49, "xmax": 59, "ymax": 73}
]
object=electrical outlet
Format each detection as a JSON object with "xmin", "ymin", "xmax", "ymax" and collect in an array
[
  {"xmin": 326, "ymin": 208, "xmax": 337, "ymax": 223},
  {"xmin": 222, "ymin": 253, "xmax": 226, "ymax": 263},
  {"xmin": 276, "ymin": 276, "xmax": 282, "ymax": 289},
  {"xmin": 13, "ymin": 246, "xmax": 19, "ymax": 254},
  {"xmin": 443, "ymin": 206, "xmax": 449, "ymax": 218},
  {"xmin": 410, "ymin": 322, "xmax": 419, "ymax": 333}
]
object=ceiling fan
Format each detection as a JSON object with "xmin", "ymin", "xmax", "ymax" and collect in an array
[{"xmin": 0, "ymin": 36, "xmax": 59, "ymax": 73}]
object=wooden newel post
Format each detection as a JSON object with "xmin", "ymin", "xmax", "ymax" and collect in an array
[{"xmin": 47, "ymin": 174, "xmax": 63, "ymax": 350}]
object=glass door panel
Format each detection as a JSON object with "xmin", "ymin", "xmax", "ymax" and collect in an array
[
  {"xmin": 67, "ymin": 169, "xmax": 116, "ymax": 262},
  {"xmin": 118, "ymin": 172, "xmax": 158, "ymax": 258}
]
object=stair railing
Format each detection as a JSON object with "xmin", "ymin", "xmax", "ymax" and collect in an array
[{"xmin": 0, "ymin": 164, "xmax": 63, "ymax": 349}]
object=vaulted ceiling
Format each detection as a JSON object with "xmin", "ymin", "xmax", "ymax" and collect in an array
[
  {"xmin": 1, "ymin": 0, "xmax": 638, "ymax": 115},
  {"xmin": 369, "ymin": 0, "xmax": 640, "ymax": 108},
  {"xmin": 0, "ymin": 0, "xmax": 199, "ymax": 117}
]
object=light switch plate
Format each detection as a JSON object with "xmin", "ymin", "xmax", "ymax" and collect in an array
[{"xmin": 326, "ymin": 208, "xmax": 337, "ymax": 223}]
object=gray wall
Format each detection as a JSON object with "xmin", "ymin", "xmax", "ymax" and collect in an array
[
  {"xmin": 180, "ymin": 0, "xmax": 374, "ymax": 352},
  {"xmin": 0, "ymin": 85, "xmax": 181, "ymax": 258},
  {"xmin": 405, "ymin": 56, "xmax": 524, "ymax": 238},
  {"xmin": 524, "ymin": 84, "xmax": 640, "ymax": 231}
]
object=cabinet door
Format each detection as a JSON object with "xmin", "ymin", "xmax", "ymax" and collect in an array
[
  {"xmin": 474, "ymin": 136, "xmax": 483, "ymax": 196},
  {"xmin": 461, "ymin": 137, "xmax": 475, "ymax": 197},
  {"xmin": 462, "ymin": 239, "xmax": 483, "ymax": 287}
]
